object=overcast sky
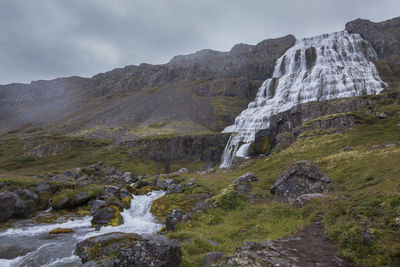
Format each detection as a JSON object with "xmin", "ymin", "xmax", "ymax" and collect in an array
[{"xmin": 0, "ymin": 0, "xmax": 399, "ymax": 85}]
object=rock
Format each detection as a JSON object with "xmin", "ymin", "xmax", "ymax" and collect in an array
[
  {"xmin": 346, "ymin": 17, "xmax": 400, "ymax": 66},
  {"xmin": 0, "ymin": 190, "xmax": 27, "ymax": 222},
  {"xmin": 188, "ymin": 177, "xmax": 197, "ymax": 183},
  {"xmin": 166, "ymin": 209, "xmax": 184, "ymax": 231},
  {"xmin": 88, "ymin": 164, "xmax": 101, "ymax": 171},
  {"xmin": 206, "ymin": 239, "xmax": 219, "ymax": 246},
  {"xmin": 270, "ymin": 161, "xmax": 330, "ymax": 204},
  {"xmin": 74, "ymin": 190, "xmax": 90, "ymax": 205},
  {"xmin": 376, "ymin": 112, "xmax": 388, "ymax": 119},
  {"xmin": 75, "ymin": 232, "xmax": 181, "ymax": 267},
  {"xmin": 91, "ymin": 205, "xmax": 124, "ymax": 227},
  {"xmin": 362, "ymin": 228, "xmax": 375, "ymax": 245},
  {"xmin": 384, "ymin": 142, "xmax": 396, "ymax": 147},
  {"xmin": 116, "ymin": 234, "xmax": 181, "ymax": 267},
  {"xmin": 178, "ymin": 168, "xmax": 189, "ymax": 173},
  {"xmin": 167, "ymin": 184, "xmax": 183, "ymax": 194},
  {"xmin": 51, "ymin": 195, "xmax": 74, "ymax": 210},
  {"xmin": 35, "ymin": 182, "xmax": 51, "ymax": 193},
  {"xmin": 344, "ymin": 146, "xmax": 352, "ymax": 151},
  {"xmin": 295, "ymin": 193, "xmax": 326, "ymax": 206},
  {"xmin": 63, "ymin": 170, "xmax": 76, "ymax": 177},
  {"xmin": 49, "ymin": 228, "xmax": 75, "ymax": 234},
  {"xmin": 232, "ymin": 172, "xmax": 258, "ymax": 184},
  {"xmin": 204, "ymin": 252, "xmax": 224, "ymax": 267},
  {"xmin": 99, "ymin": 185, "xmax": 120, "ymax": 201},
  {"xmin": 91, "ymin": 200, "xmax": 107, "ymax": 215},
  {"xmin": 372, "ymin": 145, "xmax": 381, "ymax": 149}
]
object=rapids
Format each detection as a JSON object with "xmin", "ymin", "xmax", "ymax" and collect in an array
[{"xmin": 0, "ymin": 191, "xmax": 165, "ymax": 267}]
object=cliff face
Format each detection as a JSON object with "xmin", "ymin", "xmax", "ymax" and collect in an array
[
  {"xmin": 0, "ymin": 35, "xmax": 296, "ymax": 139},
  {"xmin": 346, "ymin": 16, "xmax": 400, "ymax": 66}
]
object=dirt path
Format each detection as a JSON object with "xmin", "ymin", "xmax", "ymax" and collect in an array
[{"xmin": 225, "ymin": 216, "xmax": 355, "ymax": 266}]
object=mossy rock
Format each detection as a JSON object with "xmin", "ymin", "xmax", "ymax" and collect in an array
[
  {"xmin": 150, "ymin": 194, "xmax": 197, "ymax": 219},
  {"xmin": 75, "ymin": 232, "xmax": 140, "ymax": 263},
  {"xmin": 91, "ymin": 205, "xmax": 124, "ymax": 228},
  {"xmin": 121, "ymin": 196, "xmax": 132, "ymax": 209},
  {"xmin": 157, "ymin": 226, "xmax": 167, "ymax": 234},
  {"xmin": 129, "ymin": 187, "xmax": 153, "ymax": 195},
  {"xmin": 50, "ymin": 185, "xmax": 103, "ymax": 211},
  {"xmin": 49, "ymin": 228, "xmax": 75, "ymax": 234}
]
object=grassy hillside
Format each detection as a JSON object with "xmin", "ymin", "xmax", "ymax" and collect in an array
[{"xmin": 0, "ymin": 89, "xmax": 399, "ymax": 266}]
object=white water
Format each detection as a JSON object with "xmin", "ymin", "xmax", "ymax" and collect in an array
[
  {"xmin": 220, "ymin": 31, "xmax": 385, "ymax": 168},
  {"xmin": 0, "ymin": 191, "xmax": 165, "ymax": 267}
]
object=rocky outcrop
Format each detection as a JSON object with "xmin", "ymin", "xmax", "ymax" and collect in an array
[
  {"xmin": 346, "ymin": 16, "xmax": 400, "ymax": 66},
  {"xmin": 252, "ymin": 97, "xmax": 376, "ymax": 155},
  {"xmin": 75, "ymin": 232, "xmax": 181, "ymax": 266},
  {"xmin": 270, "ymin": 161, "xmax": 330, "ymax": 204},
  {"xmin": 123, "ymin": 133, "xmax": 231, "ymax": 164}
]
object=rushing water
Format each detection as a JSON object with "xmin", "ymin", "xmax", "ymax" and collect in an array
[
  {"xmin": 220, "ymin": 31, "xmax": 385, "ymax": 168},
  {"xmin": 0, "ymin": 191, "xmax": 165, "ymax": 267}
]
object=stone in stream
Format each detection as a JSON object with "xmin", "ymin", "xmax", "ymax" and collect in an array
[
  {"xmin": 49, "ymin": 228, "xmax": 75, "ymax": 234},
  {"xmin": 75, "ymin": 232, "xmax": 181, "ymax": 266},
  {"xmin": 0, "ymin": 190, "xmax": 27, "ymax": 222},
  {"xmin": 270, "ymin": 160, "xmax": 330, "ymax": 204}
]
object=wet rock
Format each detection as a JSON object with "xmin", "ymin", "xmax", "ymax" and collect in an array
[
  {"xmin": 232, "ymin": 172, "xmax": 258, "ymax": 185},
  {"xmin": 49, "ymin": 228, "xmax": 75, "ymax": 234},
  {"xmin": 0, "ymin": 190, "xmax": 26, "ymax": 221},
  {"xmin": 91, "ymin": 205, "xmax": 124, "ymax": 227},
  {"xmin": 204, "ymin": 252, "xmax": 224, "ymax": 267},
  {"xmin": 75, "ymin": 232, "xmax": 181, "ymax": 266},
  {"xmin": 270, "ymin": 161, "xmax": 330, "ymax": 204}
]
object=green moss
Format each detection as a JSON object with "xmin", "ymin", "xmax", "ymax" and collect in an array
[{"xmin": 150, "ymin": 193, "xmax": 197, "ymax": 219}]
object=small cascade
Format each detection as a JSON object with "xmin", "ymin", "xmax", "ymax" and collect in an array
[
  {"xmin": 0, "ymin": 191, "xmax": 165, "ymax": 267},
  {"xmin": 220, "ymin": 31, "xmax": 385, "ymax": 168}
]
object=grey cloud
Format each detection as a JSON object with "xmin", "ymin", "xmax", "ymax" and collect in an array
[{"xmin": 0, "ymin": 0, "xmax": 399, "ymax": 84}]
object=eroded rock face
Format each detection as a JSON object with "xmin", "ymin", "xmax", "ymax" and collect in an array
[
  {"xmin": 270, "ymin": 161, "xmax": 330, "ymax": 204},
  {"xmin": 75, "ymin": 232, "xmax": 181, "ymax": 267}
]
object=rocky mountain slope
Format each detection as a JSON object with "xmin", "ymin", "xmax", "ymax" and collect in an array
[{"xmin": 0, "ymin": 35, "xmax": 295, "ymax": 139}]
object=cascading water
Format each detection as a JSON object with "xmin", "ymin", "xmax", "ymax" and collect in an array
[
  {"xmin": 220, "ymin": 31, "xmax": 385, "ymax": 168},
  {"xmin": 0, "ymin": 191, "xmax": 165, "ymax": 267}
]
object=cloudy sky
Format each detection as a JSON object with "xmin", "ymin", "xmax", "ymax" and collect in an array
[{"xmin": 0, "ymin": 0, "xmax": 399, "ymax": 85}]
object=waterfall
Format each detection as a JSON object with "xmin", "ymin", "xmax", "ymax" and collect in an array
[{"xmin": 220, "ymin": 31, "xmax": 385, "ymax": 168}]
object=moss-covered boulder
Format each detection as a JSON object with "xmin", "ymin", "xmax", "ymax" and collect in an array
[
  {"xmin": 75, "ymin": 232, "xmax": 181, "ymax": 266},
  {"xmin": 91, "ymin": 205, "xmax": 124, "ymax": 227},
  {"xmin": 50, "ymin": 185, "xmax": 103, "ymax": 211}
]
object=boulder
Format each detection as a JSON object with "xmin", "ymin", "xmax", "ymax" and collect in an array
[
  {"xmin": 91, "ymin": 199, "xmax": 107, "ymax": 215},
  {"xmin": 204, "ymin": 252, "xmax": 224, "ymax": 267},
  {"xmin": 75, "ymin": 232, "xmax": 181, "ymax": 267},
  {"xmin": 35, "ymin": 182, "xmax": 51, "ymax": 193},
  {"xmin": 51, "ymin": 195, "xmax": 75, "ymax": 210},
  {"xmin": 270, "ymin": 161, "xmax": 330, "ymax": 204},
  {"xmin": 99, "ymin": 185, "xmax": 120, "ymax": 201},
  {"xmin": 91, "ymin": 205, "xmax": 123, "ymax": 227},
  {"xmin": 0, "ymin": 190, "xmax": 27, "ymax": 221},
  {"xmin": 232, "ymin": 172, "xmax": 258, "ymax": 184}
]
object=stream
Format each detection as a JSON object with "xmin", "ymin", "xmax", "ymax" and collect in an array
[{"xmin": 0, "ymin": 190, "xmax": 165, "ymax": 267}]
